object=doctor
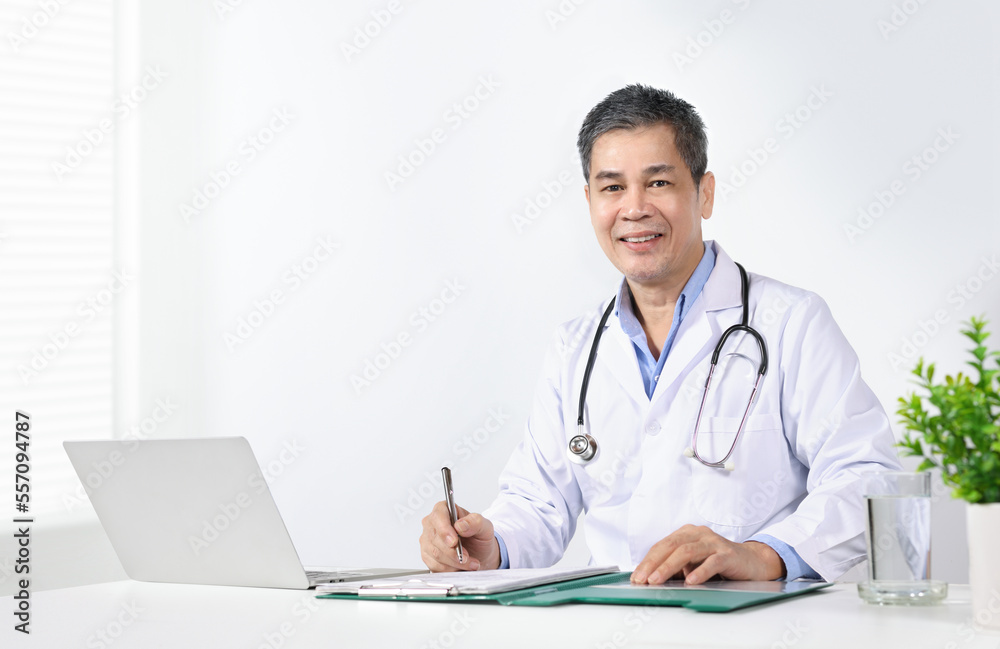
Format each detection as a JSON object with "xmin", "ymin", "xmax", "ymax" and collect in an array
[{"xmin": 419, "ymin": 84, "xmax": 901, "ymax": 583}]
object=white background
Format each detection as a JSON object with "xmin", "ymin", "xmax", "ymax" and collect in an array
[{"xmin": 6, "ymin": 0, "xmax": 1000, "ymax": 588}]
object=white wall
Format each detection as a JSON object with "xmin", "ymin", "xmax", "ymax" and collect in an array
[{"xmin": 125, "ymin": 0, "xmax": 999, "ymax": 583}]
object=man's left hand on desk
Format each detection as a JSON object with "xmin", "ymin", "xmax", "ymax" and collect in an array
[{"xmin": 630, "ymin": 525, "xmax": 787, "ymax": 585}]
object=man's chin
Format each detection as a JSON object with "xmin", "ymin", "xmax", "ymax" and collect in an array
[
  {"xmin": 624, "ymin": 269, "xmax": 671, "ymax": 285},
  {"xmin": 619, "ymin": 258, "xmax": 670, "ymax": 278}
]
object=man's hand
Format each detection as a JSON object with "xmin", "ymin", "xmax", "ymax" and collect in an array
[
  {"xmin": 419, "ymin": 501, "xmax": 502, "ymax": 572},
  {"xmin": 631, "ymin": 525, "xmax": 786, "ymax": 585}
]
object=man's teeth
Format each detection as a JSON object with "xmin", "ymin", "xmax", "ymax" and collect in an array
[{"xmin": 623, "ymin": 234, "xmax": 660, "ymax": 243}]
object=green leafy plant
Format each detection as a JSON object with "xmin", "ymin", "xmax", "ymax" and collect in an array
[{"xmin": 897, "ymin": 316, "xmax": 1000, "ymax": 504}]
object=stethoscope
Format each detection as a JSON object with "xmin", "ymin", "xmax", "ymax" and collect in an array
[{"xmin": 567, "ymin": 263, "xmax": 768, "ymax": 472}]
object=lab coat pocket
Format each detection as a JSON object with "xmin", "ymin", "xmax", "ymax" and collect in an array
[{"xmin": 690, "ymin": 413, "xmax": 785, "ymax": 528}]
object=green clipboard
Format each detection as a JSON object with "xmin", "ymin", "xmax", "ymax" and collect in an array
[{"xmin": 316, "ymin": 572, "xmax": 833, "ymax": 612}]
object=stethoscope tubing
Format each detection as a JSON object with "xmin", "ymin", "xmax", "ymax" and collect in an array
[{"xmin": 569, "ymin": 262, "xmax": 768, "ymax": 470}]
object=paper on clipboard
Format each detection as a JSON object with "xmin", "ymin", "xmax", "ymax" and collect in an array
[{"xmin": 315, "ymin": 565, "xmax": 618, "ymax": 597}]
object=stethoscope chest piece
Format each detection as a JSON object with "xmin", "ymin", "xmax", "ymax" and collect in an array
[{"xmin": 567, "ymin": 430, "xmax": 599, "ymax": 465}]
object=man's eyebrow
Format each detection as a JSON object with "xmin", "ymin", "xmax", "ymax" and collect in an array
[
  {"xmin": 593, "ymin": 169, "xmax": 624, "ymax": 181},
  {"xmin": 592, "ymin": 164, "xmax": 676, "ymax": 181}
]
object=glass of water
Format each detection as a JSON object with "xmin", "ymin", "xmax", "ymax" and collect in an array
[{"xmin": 858, "ymin": 471, "xmax": 947, "ymax": 605}]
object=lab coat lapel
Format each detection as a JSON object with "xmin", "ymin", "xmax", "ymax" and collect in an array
[
  {"xmin": 649, "ymin": 244, "xmax": 744, "ymax": 406},
  {"xmin": 598, "ymin": 313, "xmax": 648, "ymax": 408}
]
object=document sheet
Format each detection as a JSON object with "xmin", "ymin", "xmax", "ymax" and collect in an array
[{"xmin": 316, "ymin": 565, "xmax": 619, "ymax": 596}]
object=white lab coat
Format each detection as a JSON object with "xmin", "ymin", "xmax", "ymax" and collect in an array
[{"xmin": 483, "ymin": 241, "xmax": 901, "ymax": 581}]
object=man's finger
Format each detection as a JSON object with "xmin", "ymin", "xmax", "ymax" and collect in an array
[
  {"xmin": 431, "ymin": 541, "xmax": 481, "ymax": 572},
  {"xmin": 424, "ymin": 538, "xmax": 469, "ymax": 571},
  {"xmin": 432, "ymin": 501, "xmax": 457, "ymax": 526},
  {"xmin": 420, "ymin": 549, "xmax": 448, "ymax": 573},
  {"xmin": 455, "ymin": 512, "xmax": 491, "ymax": 539},
  {"xmin": 632, "ymin": 542, "xmax": 675, "ymax": 582},
  {"xmin": 427, "ymin": 501, "xmax": 464, "ymax": 546},
  {"xmin": 683, "ymin": 553, "xmax": 724, "ymax": 585},
  {"xmin": 633, "ymin": 550, "xmax": 681, "ymax": 583},
  {"xmin": 420, "ymin": 502, "xmax": 496, "ymax": 572},
  {"xmin": 422, "ymin": 511, "xmax": 449, "ymax": 540},
  {"xmin": 632, "ymin": 525, "xmax": 707, "ymax": 582},
  {"xmin": 648, "ymin": 542, "xmax": 708, "ymax": 584},
  {"xmin": 422, "ymin": 547, "xmax": 468, "ymax": 573},
  {"xmin": 421, "ymin": 502, "xmax": 465, "ymax": 571}
]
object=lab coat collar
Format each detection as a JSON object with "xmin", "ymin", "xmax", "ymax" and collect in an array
[
  {"xmin": 595, "ymin": 240, "xmax": 743, "ymax": 410},
  {"xmin": 647, "ymin": 240, "xmax": 744, "ymax": 405},
  {"xmin": 605, "ymin": 240, "xmax": 742, "ymax": 318},
  {"xmin": 698, "ymin": 241, "xmax": 744, "ymax": 313}
]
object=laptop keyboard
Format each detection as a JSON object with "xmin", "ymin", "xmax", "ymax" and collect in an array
[{"xmin": 306, "ymin": 570, "xmax": 371, "ymax": 582}]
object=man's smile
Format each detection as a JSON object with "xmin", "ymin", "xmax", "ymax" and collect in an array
[
  {"xmin": 617, "ymin": 231, "xmax": 665, "ymax": 253},
  {"xmin": 620, "ymin": 233, "xmax": 663, "ymax": 243}
]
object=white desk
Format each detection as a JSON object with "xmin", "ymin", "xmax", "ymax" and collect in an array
[{"xmin": 3, "ymin": 580, "xmax": 999, "ymax": 648}]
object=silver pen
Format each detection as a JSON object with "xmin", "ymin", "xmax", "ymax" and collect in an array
[{"xmin": 441, "ymin": 467, "xmax": 465, "ymax": 564}]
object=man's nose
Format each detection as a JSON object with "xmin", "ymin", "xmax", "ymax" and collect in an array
[{"xmin": 621, "ymin": 187, "xmax": 652, "ymax": 219}]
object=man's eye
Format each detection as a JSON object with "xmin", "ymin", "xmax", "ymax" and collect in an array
[
  {"xmin": 603, "ymin": 184, "xmax": 622, "ymax": 192},
  {"xmin": 651, "ymin": 180, "xmax": 670, "ymax": 187}
]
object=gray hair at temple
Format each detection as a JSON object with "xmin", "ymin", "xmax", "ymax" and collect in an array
[{"xmin": 576, "ymin": 84, "xmax": 709, "ymax": 187}]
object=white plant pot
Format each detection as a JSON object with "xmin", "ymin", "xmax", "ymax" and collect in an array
[{"xmin": 967, "ymin": 502, "xmax": 1000, "ymax": 630}]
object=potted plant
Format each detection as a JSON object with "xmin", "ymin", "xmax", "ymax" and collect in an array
[{"xmin": 897, "ymin": 316, "xmax": 1000, "ymax": 629}]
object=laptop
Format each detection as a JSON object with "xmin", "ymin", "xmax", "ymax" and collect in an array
[{"xmin": 64, "ymin": 437, "xmax": 428, "ymax": 589}]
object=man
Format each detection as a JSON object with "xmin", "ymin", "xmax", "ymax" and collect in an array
[{"xmin": 419, "ymin": 84, "xmax": 900, "ymax": 584}]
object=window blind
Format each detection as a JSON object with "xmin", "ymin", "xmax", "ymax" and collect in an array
[{"xmin": 0, "ymin": 0, "xmax": 115, "ymax": 516}]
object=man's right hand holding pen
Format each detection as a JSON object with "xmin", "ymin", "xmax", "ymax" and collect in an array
[{"xmin": 419, "ymin": 501, "xmax": 502, "ymax": 572}]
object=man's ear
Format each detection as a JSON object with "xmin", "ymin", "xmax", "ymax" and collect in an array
[
  {"xmin": 584, "ymin": 183, "xmax": 591, "ymax": 207},
  {"xmin": 699, "ymin": 171, "xmax": 715, "ymax": 220}
]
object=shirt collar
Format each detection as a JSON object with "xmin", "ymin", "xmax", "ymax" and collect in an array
[{"xmin": 614, "ymin": 241, "xmax": 716, "ymax": 338}]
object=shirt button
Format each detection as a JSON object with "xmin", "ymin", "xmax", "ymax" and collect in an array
[
  {"xmin": 653, "ymin": 375, "xmax": 660, "ymax": 382},
  {"xmin": 646, "ymin": 421, "xmax": 661, "ymax": 434}
]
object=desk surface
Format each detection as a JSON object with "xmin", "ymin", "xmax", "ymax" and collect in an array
[{"xmin": 3, "ymin": 580, "xmax": 999, "ymax": 648}]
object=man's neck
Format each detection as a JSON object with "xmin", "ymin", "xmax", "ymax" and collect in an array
[{"xmin": 627, "ymin": 245, "xmax": 705, "ymax": 332}]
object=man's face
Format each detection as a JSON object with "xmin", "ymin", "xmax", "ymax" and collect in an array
[{"xmin": 585, "ymin": 123, "xmax": 714, "ymax": 290}]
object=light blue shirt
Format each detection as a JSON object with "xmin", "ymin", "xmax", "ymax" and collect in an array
[
  {"xmin": 615, "ymin": 242, "xmax": 715, "ymax": 399},
  {"xmin": 497, "ymin": 243, "xmax": 819, "ymax": 580}
]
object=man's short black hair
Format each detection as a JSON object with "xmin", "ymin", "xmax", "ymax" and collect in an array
[{"xmin": 577, "ymin": 84, "xmax": 708, "ymax": 187}]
